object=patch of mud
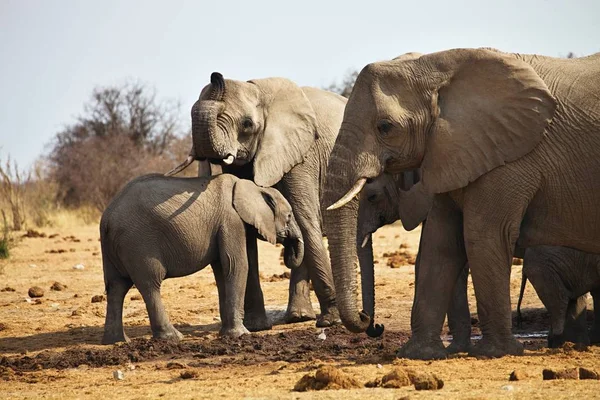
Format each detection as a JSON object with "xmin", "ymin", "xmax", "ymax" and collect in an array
[{"xmin": 0, "ymin": 326, "xmax": 409, "ymax": 372}]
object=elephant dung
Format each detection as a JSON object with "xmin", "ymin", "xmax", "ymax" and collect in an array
[
  {"xmin": 381, "ymin": 368, "xmax": 412, "ymax": 388},
  {"xmin": 542, "ymin": 368, "xmax": 579, "ymax": 380},
  {"xmin": 91, "ymin": 295, "xmax": 105, "ymax": 303},
  {"xmin": 50, "ymin": 282, "xmax": 67, "ymax": 291},
  {"xmin": 579, "ymin": 367, "xmax": 600, "ymax": 380},
  {"xmin": 28, "ymin": 286, "xmax": 44, "ymax": 298},
  {"xmin": 509, "ymin": 369, "xmax": 529, "ymax": 381},
  {"xmin": 293, "ymin": 366, "xmax": 362, "ymax": 391}
]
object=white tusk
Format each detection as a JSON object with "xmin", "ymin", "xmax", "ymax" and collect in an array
[
  {"xmin": 165, "ymin": 155, "xmax": 194, "ymax": 176},
  {"xmin": 223, "ymin": 155, "xmax": 235, "ymax": 165},
  {"xmin": 361, "ymin": 234, "xmax": 371, "ymax": 248},
  {"xmin": 326, "ymin": 178, "xmax": 367, "ymax": 211}
]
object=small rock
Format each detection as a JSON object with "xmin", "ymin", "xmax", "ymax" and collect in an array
[
  {"xmin": 0, "ymin": 323, "xmax": 8, "ymax": 331},
  {"xmin": 509, "ymin": 369, "xmax": 528, "ymax": 381},
  {"xmin": 29, "ymin": 264, "xmax": 38, "ymax": 268},
  {"xmin": 71, "ymin": 309, "xmax": 83, "ymax": 316},
  {"xmin": 113, "ymin": 370, "xmax": 125, "ymax": 380},
  {"xmin": 50, "ymin": 303, "xmax": 59, "ymax": 308},
  {"xmin": 130, "ymin": 294, "xmax": 142, "ymax": 301},
  {"xmin": 91, "ymin": 295, "xmax": 105, "ymax": 303},
  {"xmin": 180, "ymin": 370, "xmax": 198, "ymax": 379},
  {"xmin": 501, "ymin": 385, "xmax": 514, "ymax": 391},
  {"xmin": 28, "ymin": 286, "xmax": 44, "ymax": 298},
  {"xmin": 72, "ymin": 264, "xmax": 85, "ymax": 270},
  {"xmin": 50, "ymin": 282, "xmax": 67, "ymax": 291},
  {"xmin": 376, "ymin": 364, "xmax": 383, "ymax": 369},
  {"xmin": 1, "ymin": 287, "xmax": 15, "ymax": 292},
  {"xmin": 317, "ymin": 329, "xmax": 327, "ymax": 340},
  {"xmin": 542, "ymin": 368, "xmax": 579, "ymax": 380},
  {"xmin": 579, "ymin": 367, "xmax": 600, "ymax": 380},
  {"xmin": 127, "ymin": 363, "xmax": 136, "ymax": 371}
]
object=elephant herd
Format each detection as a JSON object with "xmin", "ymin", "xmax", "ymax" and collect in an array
[{"xmin": 100, "ymin": 47, "xmax": 600, "ymax": 360}]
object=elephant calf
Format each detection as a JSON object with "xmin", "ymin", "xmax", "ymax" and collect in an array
[
  {"xmin": 357, "ymin": 172, "xmax": 471, "ymax": 353},
  {"xmin": 518, "ymin": 246, "xmax": 600, "ymax": 347},
  {"xmin": 100, "ymin": 173, "xmax": 303, "ymax": 344}
]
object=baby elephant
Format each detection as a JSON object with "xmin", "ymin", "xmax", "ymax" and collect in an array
[
  {"xmin": 521, "ymin": 245, "xmax": 600, "ymax": 347},
  {"xmin": 100, "ymin": 173, "xmax": 304, "ymax": 344}
]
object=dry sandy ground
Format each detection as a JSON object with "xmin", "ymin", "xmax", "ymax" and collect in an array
[{"xmin": 1, "ymin": 222, "xmax": 599, "ymax": 399}]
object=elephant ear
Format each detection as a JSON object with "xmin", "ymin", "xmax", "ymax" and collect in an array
[
  {"xmin": 421, "ymin": 49, "xmax": 557, "ymax": 194},
  {"xmin": 249, "ymin": 78, "xmax": 318, "ymax": 187},
  {"xmin": 232, "ymin": 179, "xmax": 277, "ymax": 245}
]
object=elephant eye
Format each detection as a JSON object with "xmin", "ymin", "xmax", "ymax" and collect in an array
[
  {"xmin": 367, "ymin": 194, "xmax": 377, "ymax": 202},
  {"xmin": 241, "ymin": 117, "xmax": 254, "ymax": 131},
  {"xmin": 377, "ymin": 119, "xmax": 393, "ymax": 136}
]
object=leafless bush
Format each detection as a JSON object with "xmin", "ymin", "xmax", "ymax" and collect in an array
[
  {"xmin": 0, "ymin": 156, "xmax": 30, "ymax": 230},
  {"xmin": 49, "ymin": 81, "xmax": 190, "ymax": 211},
  {"xmin": 326, "ymin": 70, "xmax": 359, "ymax": 98}
]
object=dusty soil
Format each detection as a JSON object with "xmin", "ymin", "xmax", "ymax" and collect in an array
[{"xmin": 1, "ymin": 222, "xmax": 600, "ymax": 399}]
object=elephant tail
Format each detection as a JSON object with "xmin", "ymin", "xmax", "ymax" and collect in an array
[{"xmin": 516, "ymin": 269, "xmax": 527, "ymax": 329}]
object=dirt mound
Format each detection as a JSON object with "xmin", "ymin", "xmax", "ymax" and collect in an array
[
  {"xmin": 0, "ymin": 326, "xmax": 409, "ymax": 372},
  {"xmin": 294, "ymin": 366, "xmax": 362, "ymax": 391},
  {"xmin": 383, "ymin": 249, "xmax": 416, "ymax": 268},
  {"xmin": 22, "ymin": 230, "xmax": 46, "ymax": 238},
  {"xmin": 367, "ymin": 368, "xmax": 444, "ymax": 391}
]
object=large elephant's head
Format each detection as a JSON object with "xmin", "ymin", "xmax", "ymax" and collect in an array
[
  {"xmin": 168, "ymin": 73, "xmax": 318, "ymax": 188},
  {"xmin": 325, "ymin": 48, "xmax": 557, "ymax": 333}
]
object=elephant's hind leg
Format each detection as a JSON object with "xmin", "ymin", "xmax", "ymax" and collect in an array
[
  {"xmin": 102, "ymin": 260, "xmax": 133, "ymax": 345},
  {"xmin": 135, "ymin": 259, "xmax": 183, "ymax": 342}
]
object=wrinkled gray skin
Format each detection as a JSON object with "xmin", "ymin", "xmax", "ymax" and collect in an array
[
  {"xmin": 168, "ymin": 73, "xmax": 345, "ymax": 328},
  {"xmin": 357, "ymin": 171, "xmax": 471, "ymax": 352},
  {"xmin": 324, "ymin": 48, "xmax": 600, "ymax": 359},
  {"xmin": 100, "ymin": 174, "xmax": 303, "ymax": 344},
  {"xmin": 516, "ymin": 246, "xmax": 600, "ymax": 347}
]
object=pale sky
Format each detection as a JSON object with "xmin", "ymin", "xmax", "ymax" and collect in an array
[{"xmin": 1, "ymin": 0, "xmax": 598, "ymax": 169}]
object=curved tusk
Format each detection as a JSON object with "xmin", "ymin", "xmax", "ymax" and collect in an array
[
  {"xmin": 223, "ymin": 155, "xmax": 235, "ymax": 165},
  {"xmin": 326, "ymin": 178, "xmax": 367, "ymax": 211},
  {"xmin": 361, "ymin": 234, "xmax": 371, "ymax": 249},
  {"xmin": 165, "ymin": 154, "xmax": 194, "ymax": 176}
]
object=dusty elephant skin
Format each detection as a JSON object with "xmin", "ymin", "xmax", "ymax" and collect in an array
[
  {"xmin": 168, "ymin": 73, "xmax": 346, "ymax": 328},
  {"xmin": 517, "ymin": 246, "xmax": 600, "ymax": 347},
  {"xmin": 100, "ymin": 173, "xmax": 303, "ymax": 344},
  {"xmin": 324, "ymin": 48, "xmax": 600, "ymax": 359}
]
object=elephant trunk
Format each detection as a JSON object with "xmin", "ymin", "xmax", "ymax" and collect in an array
[
  {"xmin": 283, "ymin": 218, "xmax": 304, "ymax": 269},
  {"xmin": 358, "ymin": 235, "xmax": 384, "ymax": 337},
  {"xmin": 324, "ymin": 129, "xmax": 383, "ymax": 334},
  {"xmin": 192, "ymin": 73, "xmax": 235, "ymax": 162}
]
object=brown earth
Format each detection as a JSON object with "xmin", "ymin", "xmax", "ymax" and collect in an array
[{"xmin": 1, "ymin": 222, "xmax": 600, "ymax": 399}]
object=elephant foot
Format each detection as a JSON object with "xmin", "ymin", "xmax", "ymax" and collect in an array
[
  {"xmin": 220, "ymin": 325, "xmax": 250, "ymax": 338},
  {"xmin": 244, "ymin": 311, "xmax": 272, "ymax": 332},
  {"xmin": 152, "ymin": 325, "xmax": 184, "ymax": 342},
  {"xmin": 446, "ymin": 339, "xmax": 472, "ymax": 354},
  {"xmin": 316, "ymin": 307, "xmax": 341, "ymax": 327},
  {"xmin": 101, "ymin": 329, "xmax": 130, "ymax": 345},
  {"xmin": 397, "ymin": 336, "xmax": 447, "ymax": 360},
  {"xmin": 285, "ymin": 294, "xmax": 316, "ymax": 324},
  {"xmin": 469, "ymin": 335, "xmax": 523, "ymax": 358}
]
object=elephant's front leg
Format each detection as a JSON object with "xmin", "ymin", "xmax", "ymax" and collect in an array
[
  {"xmin": 219, "ymin": 235, "xmax": 251, "ymax": 338},
  {"xmin": 279, "ymin": 174, "xmax": 339, "ymax": 327},
  {"xmin": 242, "ymin": 227, "xmax": 271, "ymax": 331},
  {"xmin": 398, "ymin": 194, "xmax": 466, "ymax": 360}
]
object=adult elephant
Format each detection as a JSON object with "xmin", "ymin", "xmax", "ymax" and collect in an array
[
  {"xmin": 324, "ymin": 48, "xmax": 600, "ymax": 359},
  {"xmin": 168, "ymin": 73, "xmax": 345, "ymax": 328}
]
